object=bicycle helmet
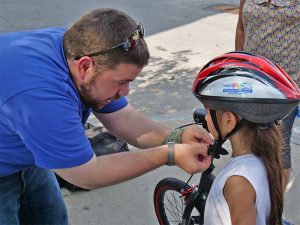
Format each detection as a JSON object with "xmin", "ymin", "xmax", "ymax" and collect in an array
[
  {"xmin": 192, "ymin": 51, "xmax": 300, "ymax": 124},
  {"xmin": 192, "ymin": 51, "xmax": 300, "ymax": 159}
]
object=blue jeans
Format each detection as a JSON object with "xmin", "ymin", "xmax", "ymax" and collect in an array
[
  {"xmin": 281, "ymin": 107, "xmax": 297, "ymax": 169},
  {"xmin": 0, "ymin": 166, "xmax": 68, "ymax": 225}
]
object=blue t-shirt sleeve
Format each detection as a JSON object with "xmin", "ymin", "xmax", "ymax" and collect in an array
[
  {"xmin": 95, "ymin": 97, "xmax": 128, "ymax": 113},
  {"xmin": 3, "ymin": 88, "xmax": 94, "ymax": 169}
]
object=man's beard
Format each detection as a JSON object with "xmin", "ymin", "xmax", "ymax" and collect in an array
[
  {"xmin": 79, "ymin": 82, "xmax": 104, "ymax": 111},
  {"xmin": 78, "ymin": 78, "xmax": 121, "ymax": 111}
]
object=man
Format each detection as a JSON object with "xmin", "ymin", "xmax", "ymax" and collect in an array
[{"xmin": 0, "ymin": 8, "xmax": 213, "ymax": 224}]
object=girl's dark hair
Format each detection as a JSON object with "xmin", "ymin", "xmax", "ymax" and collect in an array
[{"xmin": 242, "ymin": 122, "xmax": 284, "ymax": 225}]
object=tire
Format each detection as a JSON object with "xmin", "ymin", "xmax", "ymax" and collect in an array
[{"xmin": 154, "ymin": 177, "xmax": 198, "ymax": 225}]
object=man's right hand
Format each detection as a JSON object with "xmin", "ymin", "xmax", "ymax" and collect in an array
[{"xmin": 174, "ymin": 143, "xmax": 212, "ymax": 174}]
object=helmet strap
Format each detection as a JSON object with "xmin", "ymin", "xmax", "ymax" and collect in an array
[
  {"xmin": 209, "ymin": 109, "xmax": 247, "ymax": 158},
  {"xmin": 210, "ymin": 109, "xmax": 221, "ymax": 141},
  {"xmin": 223, "ymin": 118, "xmax": 247, "ymax": 141},
  {"xmin": 209, "ymin": 110, "xmax": 228, "ymax": 158}
]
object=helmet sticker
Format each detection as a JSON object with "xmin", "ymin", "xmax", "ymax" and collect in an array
[{"xmin": 223, "ymin": 82, "xmax": 253, "ymax": 94}]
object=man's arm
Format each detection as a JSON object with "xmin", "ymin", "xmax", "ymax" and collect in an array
[
  {"xmin": 54, "ymin": 143, "xmax": 211, "ymax": 189},
  {"xmin": 93, "ymin": 104, "xmax": 213, "ymax": 148},
  {"xmin": 93, "ymin": 104, "xmax": 171, "ymax": 148},
  {"xmin": 235, "ymin": 0, "xmax": 246, "ymax": 51},
  {"xmin": 55, "ymin": 103, "xmax": 214, "ymax": 189}
]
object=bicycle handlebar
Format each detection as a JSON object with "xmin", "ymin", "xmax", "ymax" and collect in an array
[{"xmin": 193, "ymin": 108, "xmax": 208, "ymax": 131}]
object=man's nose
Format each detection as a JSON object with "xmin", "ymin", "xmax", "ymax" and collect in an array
[{"xmin": 118, "ymin": 84, "xmax": 130, "ymax": 96}]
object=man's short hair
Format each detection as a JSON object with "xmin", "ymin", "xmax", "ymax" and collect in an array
[{"xmin": 63, "ymin": 8, "xmax": 149, "ymax": 71}]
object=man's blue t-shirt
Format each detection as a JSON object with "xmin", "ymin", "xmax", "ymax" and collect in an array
[{"xmin": 0, "ymin": 28, "xmax": 128, "ymax": 176}]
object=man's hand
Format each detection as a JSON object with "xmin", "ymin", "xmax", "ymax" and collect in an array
[
  {"xmin": 173, "ymin": 125, "xmax": 213, "ymax": 174},
  {"xmin": 175, "ymin": 143, "xmax": 212, "ymax": 174},
  {"xmin": 181, "ymin": 125, "xmax": 214, "ymax": 145}
]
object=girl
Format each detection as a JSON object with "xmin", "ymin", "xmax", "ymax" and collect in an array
[{"xmin": 192, "ymin": 51, "xmax": 300, "ymax": 225}]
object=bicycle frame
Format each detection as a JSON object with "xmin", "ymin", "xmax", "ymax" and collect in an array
[
  {"xmin": 154, "ymin": 107, "xmax": 227, "ymax": 225},
  {"xmin": 180, "ymin": 162, "xmax": 215, "ymax": 225}
]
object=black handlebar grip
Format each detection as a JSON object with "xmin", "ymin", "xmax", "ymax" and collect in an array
[{"xmin": 193, "ymin": 108, "xmax": 208, "ymax": 131}]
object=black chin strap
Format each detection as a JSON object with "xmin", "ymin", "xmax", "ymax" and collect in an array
[{"xmin": 209, "ymin": 110, "xmax": 247, "ymax": 159}]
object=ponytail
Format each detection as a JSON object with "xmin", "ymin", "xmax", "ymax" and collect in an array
[{"xmin": 246, "ymin": 122, "xmax": 284, "ymax": 225}]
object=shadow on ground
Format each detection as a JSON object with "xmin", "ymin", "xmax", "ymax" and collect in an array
[{"xmin": 128, "ymin": 49, "xmax": 201, "ymax": 115}]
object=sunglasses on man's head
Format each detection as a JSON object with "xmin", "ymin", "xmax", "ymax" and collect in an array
[{"xmin": 73, "ymin": 23, "xmax": 144, "ymax": 60}]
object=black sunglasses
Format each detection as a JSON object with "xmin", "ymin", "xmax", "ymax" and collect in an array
[{"xmin": 74, "ymin": 23, "xmax": 144, "ymax": 60}]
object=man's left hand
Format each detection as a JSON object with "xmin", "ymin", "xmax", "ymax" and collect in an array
[{"xmin": 181, "ymin": 125, "xmax": 214, "ymax": 145}]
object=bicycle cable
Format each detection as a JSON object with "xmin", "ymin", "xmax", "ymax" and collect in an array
[
  {"xmin": 177, "ymin": 122, "xmax": 197, "ymax": 129},
  {"xmin": 182, "ymin": 174, "xmax": 194, "ymax": 190}
]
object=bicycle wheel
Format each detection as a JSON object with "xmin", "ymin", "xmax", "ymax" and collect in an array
[{"xmin": 154, "ymin": 177, "xmax": 197, "ymax": 225}]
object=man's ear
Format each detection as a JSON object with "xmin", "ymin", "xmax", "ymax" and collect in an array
[{"xmin": 77, "ymin": 56, "xmax": 95, "ymax": 81}]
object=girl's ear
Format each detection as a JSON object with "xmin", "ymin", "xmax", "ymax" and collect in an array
[{"xmin": 224, "ymin": 111, "xmax": 238, "ymax": 133}]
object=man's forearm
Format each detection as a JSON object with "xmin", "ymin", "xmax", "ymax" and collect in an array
[
  {"xmin": 55, "ymin": 145, "xmax": 169, "ymax": 189},
  {"xmin": 124, "ymin": 108, "xmax": 171, "ymax": 148},
  {"xmin": 94, "ymin": 104, "xmax": 171, "ymax": 148},
  {"xmin": 55, "ymin": 142, "xmax": 211, "ymax": 189}
]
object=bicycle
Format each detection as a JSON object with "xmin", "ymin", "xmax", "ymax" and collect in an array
[{"xmin": 153, "ymin": 108, "xmax": 228, "ymax": 225}]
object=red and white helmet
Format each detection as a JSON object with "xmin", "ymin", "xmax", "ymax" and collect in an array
[{"xmin": 192, "ymin": 51, "xmax": 300, "ymax": 124}]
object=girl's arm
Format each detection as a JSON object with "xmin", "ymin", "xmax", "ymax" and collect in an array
[{"xmin": 224, "ymin": 175, "xmax": 256, "ymax": 225}]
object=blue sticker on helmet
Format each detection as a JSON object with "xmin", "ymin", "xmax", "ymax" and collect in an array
[{"xmin": 223, "ymin": 82, "xmax": 253, "ymax": 94}]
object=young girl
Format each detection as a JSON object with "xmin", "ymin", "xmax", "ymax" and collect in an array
[{"xmin": 192, "ymin": 51, "xmax": 300, "ymax": 225}]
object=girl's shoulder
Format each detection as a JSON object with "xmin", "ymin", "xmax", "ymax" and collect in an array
[
  {"xmin": 221, "ymin": 154, "xmax": 268, "ymax": 186},
  {"xmin": 229, "ymin": 154, "xmax": 264, "ymax": 171}
]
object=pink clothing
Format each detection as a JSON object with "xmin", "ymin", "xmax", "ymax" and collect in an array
[{"xmin": 242, "ymin": 0, "xmax": 300, "ymax": 85}]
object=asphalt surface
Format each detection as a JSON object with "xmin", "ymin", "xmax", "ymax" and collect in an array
[{"xmin": 1, "ymin": 1, "xmax": 300, "ymax": 224}]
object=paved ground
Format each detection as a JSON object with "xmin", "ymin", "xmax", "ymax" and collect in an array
[{"xmin": 1, "ymin": 1, "xmax": 300, "ymax": 224}]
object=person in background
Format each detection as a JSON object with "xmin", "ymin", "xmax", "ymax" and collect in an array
[
  {"xmin": 0, "ymin": 8, "xmax": 213, "ymax": 225},
  {"xmin": 192, "ymin": 51, "xmax": 300, "ymax": 225},
  {"xmin": 235, "ymin": 1, "xmax": 300, "ymax": 223}
]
